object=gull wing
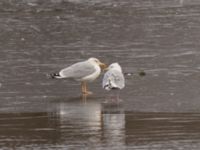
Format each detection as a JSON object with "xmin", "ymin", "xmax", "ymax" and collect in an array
[
  {"xmin": 103, "ymin": 69, "xmax": 125, "ymax": 90},
  {"xmin": 59, "ymin": 61, "xmax": 96, "ymax": 80}
]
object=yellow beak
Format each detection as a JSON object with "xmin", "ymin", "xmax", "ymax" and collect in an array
[{"xmin": 99, "ymin": 62, "xmax": 107, "ymax": 70}]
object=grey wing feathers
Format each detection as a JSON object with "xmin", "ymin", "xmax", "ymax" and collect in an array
[
  {"xmin": 59, "ymin": 61, "xmax": 96, "ymax": 80},
  {"xmin": 103, "ymin": 70, "xmax": 125, "ymax": 90}
]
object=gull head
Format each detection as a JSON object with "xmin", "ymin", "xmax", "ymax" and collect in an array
[
  {"xmin": 107, "ymin": 63, "xmax": 122, "ymax": 72},
  {"xmin": 88, "ymin": 57, "xmax": 107, "ymax": 70}
]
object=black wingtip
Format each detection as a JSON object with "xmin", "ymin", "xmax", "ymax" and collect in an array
[{"xmin": 46, "ymin": 73, "xmax": 60, "ymax": 79}]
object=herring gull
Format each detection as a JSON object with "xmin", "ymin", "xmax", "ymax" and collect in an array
[
  {"xmin": 50, "ymin": 57, "xmax": 107, "ymax": 95},
  {"xmin": 102, "ymin": 63, "xmax": 125, "ymax": 91}
]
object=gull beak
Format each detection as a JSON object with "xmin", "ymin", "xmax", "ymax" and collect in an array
[
  {"xmin": 98, "ymin": 62, "xmax": 107, "ymax": 70},
  {"xmin": 104, "ymin": 67, "xmax": 109, "ymax": 71}
]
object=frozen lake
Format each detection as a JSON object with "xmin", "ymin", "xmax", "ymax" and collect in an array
[{"xmin": 1, "ymin": 0, "xmax": 200, "ymax": 149}]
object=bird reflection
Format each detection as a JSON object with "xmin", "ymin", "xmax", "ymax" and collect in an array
[
  {"xmin": 55, "ymin": 98, "xmax": 125, "ymax": 147},
  {"xmin": 0, "ymin": 98, "xmax": 126, "ymax": 149},
  {"xmin": 101, "ymin": 102, "xmax": 125, "ymax": 147}
]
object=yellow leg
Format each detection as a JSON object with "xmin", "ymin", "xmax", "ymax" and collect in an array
[
  {"xmin": 84, "ymin": 82, "xmax": 87, "ymax": 94},
  {"xmin": 81, "ymin": 81, "xmax": 92, "ymax": 95},
  {"xmin": 81, "ymin": 81, "xmax": 86, "ymax": 94}
]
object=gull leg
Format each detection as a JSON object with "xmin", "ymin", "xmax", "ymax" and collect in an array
[
  {"xmin": 81, "ymin": 82, "xmax": 93, "ymax": 95},
  {"xmin": 81, "ymin": 82, "xmax": 88, "ymax": 102},
  {"xmin": 84, "ymin": 82, "xmax": 87, "ymax": 94},
  {"xmin": 85, "ymin": 82, "xmax": 93, "ymax": 95},
  {"xmin": 81, "ymin": 82, "xmax": 86, "ymax": 94}
]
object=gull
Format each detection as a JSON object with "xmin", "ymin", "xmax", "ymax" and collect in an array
[
  {"xmin": 50, "ymin": 57, "xmax": 107, "ymax": 95},
  {"xmin": 102, "ymin": 63, "xmax": 125, "ymax": 91},
  {"xmin": 102, "ymin": 63, "xmax": 125, "ymax": 103}
]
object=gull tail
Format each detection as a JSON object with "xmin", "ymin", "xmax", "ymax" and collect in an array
[{"xmin": 47, "ymin": 73, "xmax": 62, "ymax": 79}]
